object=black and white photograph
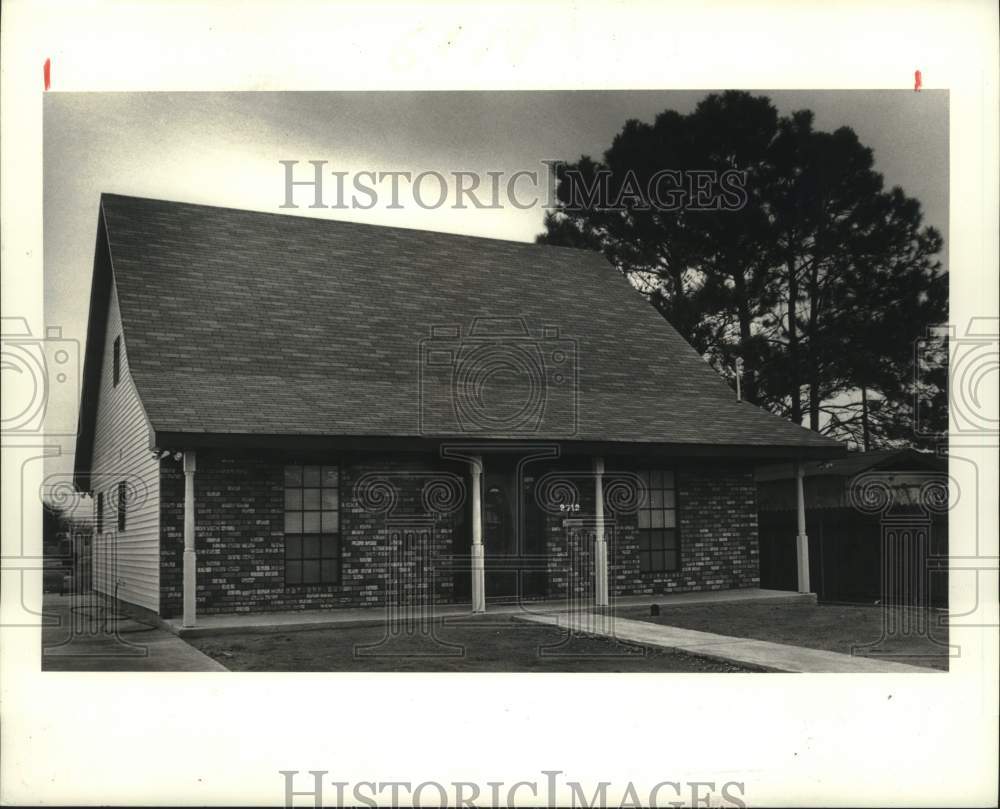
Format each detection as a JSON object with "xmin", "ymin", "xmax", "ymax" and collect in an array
[
  {"xmin": 36, "ymin": 88, "xmax": 954, "ymax": 676},
  {"xmin": 2, "ymin": 2, "xmax": 997, "ymax": 807}
]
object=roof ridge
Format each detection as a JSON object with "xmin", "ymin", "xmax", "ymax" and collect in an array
[{"xmin": 99, "ymin": 192, "xmax": 604, "ymax": 256}]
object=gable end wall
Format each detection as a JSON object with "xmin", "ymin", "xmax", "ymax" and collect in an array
[{"xmin": 89, "ymin": 279, "xmax": 160, "ymax": 612}]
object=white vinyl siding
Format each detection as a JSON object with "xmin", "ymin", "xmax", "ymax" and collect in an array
[{"xmin": 90, "ymin": 279, "xmax": 160, "ymax": 612}]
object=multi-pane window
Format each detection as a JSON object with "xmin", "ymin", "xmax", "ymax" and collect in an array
[
  {"xmin": 112, "ymin": 336, "xmax": 122, "ymax": 386},
  {"xmin": 116, "ymin": 481, "xmax": 127, "ymax": 531},
  {"xmin": 637, "ymin": 470, "xmax": 678, "ymax": 572},
  {"xmin": 96, "ymin": 492, "xmax": 104, "ymax": 533},
  {"xmin": 284, "ymin": 464, "xmax": 340, "ymax": 586}
]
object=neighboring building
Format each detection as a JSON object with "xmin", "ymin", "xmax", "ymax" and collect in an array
[
  {"xmin": 756, "ymin": 449, "xmax": 949, "ymax": 606},
  {"xmin": 42, "ymin": 506, "xmax": 92, "ymax": 596},
  {"xmin": 74, "ymin": 193, "xmax": 843, "ymax": 626}
]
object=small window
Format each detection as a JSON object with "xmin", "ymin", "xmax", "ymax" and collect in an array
[
  {"xmin": 637, "ymin": 470, "xmax": 679, "ymax": 572},
  {"xmin": 284, "ymin": 464, "xmax": 340, "ymax": 586},
  {"xmin": 117, "ymin": 481, "xmax": 127, "ymax": 531},
  {"xmin": 96, "ymin": 492, "xmax": 104, "ymax": 534},
  {"xmin": 112, "ymin": 336, "xmax": 122, "ymax": 386}
]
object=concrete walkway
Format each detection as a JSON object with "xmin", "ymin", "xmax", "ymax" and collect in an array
[
  {"xmin": 42, "ymin": 595, "xmax": 227, "ymax": 672},
  {"xmin": 163, "ymin": 587, "xmax": 813, "ymax": 638},
  {"xmin": 518, "ymin": 611, "xmax": 939, "ymax": 673}
]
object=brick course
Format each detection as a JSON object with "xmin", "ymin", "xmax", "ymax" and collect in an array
[
  {"xmin": 159, "ymin": 453, "xmax": 759, "ymax": 616},
  {"xmin": 536, "ymin": 461, "xmax": 759, "ymax": 600},
  {"xmin": 160, "ymin": 452, "xmax": 467, "ymax": 617},
  {"xmin": 608, "ymin": 463, "xmax": 760, "ymax": 597}
]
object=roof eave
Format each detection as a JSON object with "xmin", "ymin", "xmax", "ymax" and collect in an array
[
  {"xmin": 72, "ymin": 203, "xmax": 114, "ymax": 492},
  {"xmin": 150, "ymin": 430, "xmax": 847, "ymax": 461}
]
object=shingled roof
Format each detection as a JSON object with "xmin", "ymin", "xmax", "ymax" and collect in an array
[{"xmin": 77, "ymin": 193, "xmax": 843, "ymax": 461}]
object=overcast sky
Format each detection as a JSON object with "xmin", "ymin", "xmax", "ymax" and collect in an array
[{"xmin": 42, "ymin": 90, "xmax": 948, "ymax": 479}]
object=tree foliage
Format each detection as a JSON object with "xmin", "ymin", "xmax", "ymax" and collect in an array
[{"xmin": 537, "ymin": 91, "xmax": 947, "ymax": 449}]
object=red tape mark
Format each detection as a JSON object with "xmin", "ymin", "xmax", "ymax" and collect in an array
[
  {"xmin": 44, "ymin": 58, "xmax": 51, "ymax": 91},
  {"xmin": 914, "ymin": 69, "xmax": 922, "ymax": 92}
]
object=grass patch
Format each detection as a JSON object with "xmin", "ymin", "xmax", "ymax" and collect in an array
[
  {"xmin": 617, "ymin": 601, "xmax": 950, "ymax": 671},
  {"xmin": 187, "ymin": 614, "xmax": 762, "ymax": 672}
]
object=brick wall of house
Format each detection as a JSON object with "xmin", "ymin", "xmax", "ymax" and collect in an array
[
  {"xmin": 528, "ymin": 461, "xmax": 599, "ymax": 602},
  {"xmin": 538, "ymin": 461, "xmax": 760, "ymax": 600},
  {"xmin": 159, "ymin": 452, "xmax": 468, "ymax": 617},
  {"xmin": 608, "ymin": 463, "xmax": 760, "ymax": 597},
  {"xmin": 159, "ymin": 454, "xmax": 759, "ymax": 616}
]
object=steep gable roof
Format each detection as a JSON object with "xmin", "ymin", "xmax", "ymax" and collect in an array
[{"xmin": 78, "ymin": 193, "xmax": 842, "ymax": 458}]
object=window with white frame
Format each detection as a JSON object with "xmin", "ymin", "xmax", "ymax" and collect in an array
[{"xmin": 284, "ymin": 464, "xmax": 340, "ymax": 586}]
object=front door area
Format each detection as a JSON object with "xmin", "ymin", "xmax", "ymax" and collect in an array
[
  {"xmin": 452, "ymin": 456, "xmax": 548, "ymax": 602},
  {"xmin": 482, "ymin": 459, "xmax": 548, "ymax": 600}
]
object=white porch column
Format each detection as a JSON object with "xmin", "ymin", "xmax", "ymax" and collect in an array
[
  {"xmin": 470, "ymin": 456, "xmax": 486, "ymax": 614},
  {"xmin": 593, "ymin": 457, "xmax": 609, "ymax": 608},
  {"xmin": 182, "ymin": 450, "xmax": 197, "ymax": 628},
  {"xmin": 795, "ymin": 461, "xmax": 811, "ymax": 594}
]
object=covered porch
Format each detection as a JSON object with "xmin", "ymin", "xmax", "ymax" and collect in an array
[{"xmin": 167, "ymin": 436, "xmax": 828, "ymax": 629}]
